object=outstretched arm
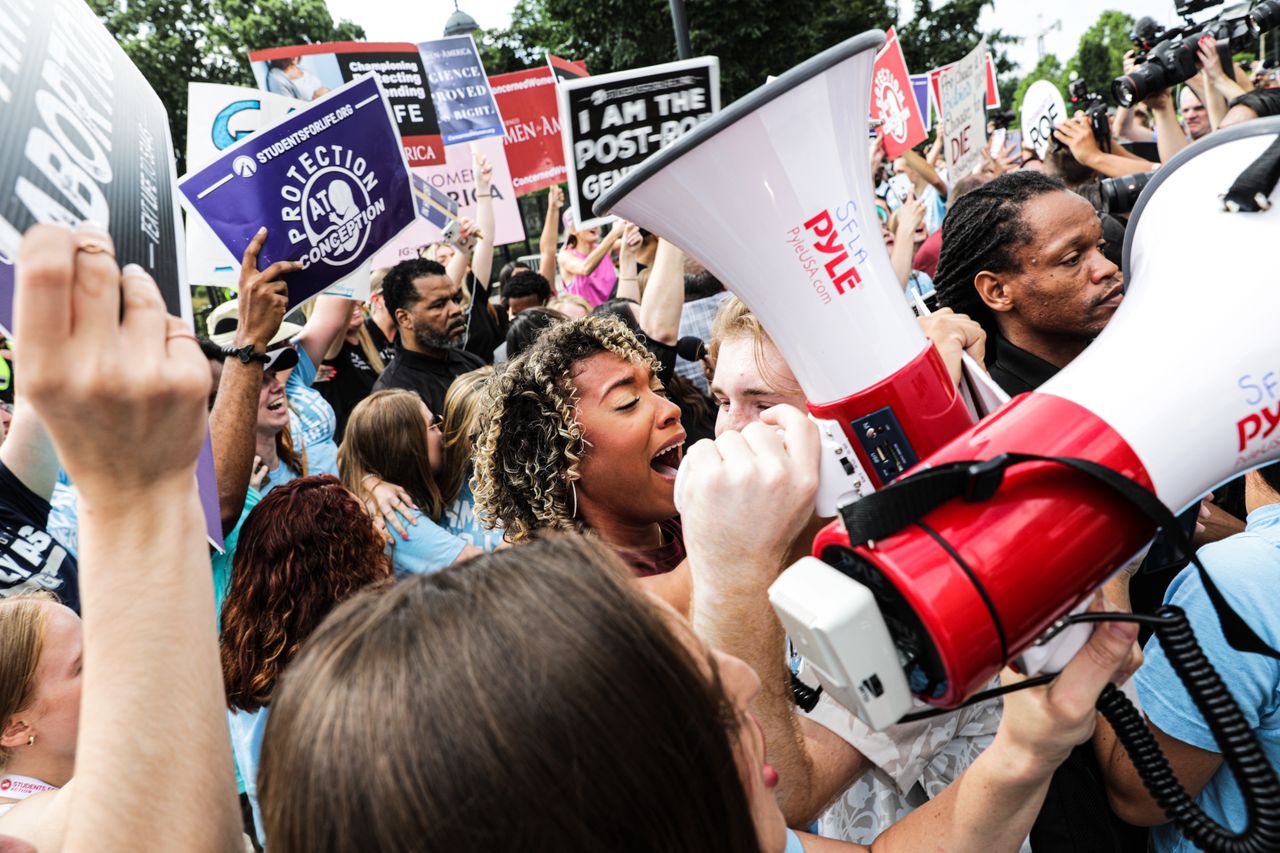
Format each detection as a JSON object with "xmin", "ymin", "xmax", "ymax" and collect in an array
[{"xmin": 471, "ymin": 145, "xmax": 497, "ymax": 288}]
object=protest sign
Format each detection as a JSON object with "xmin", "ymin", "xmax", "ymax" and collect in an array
[
  {"xmin": 928, "ymin": 52, "xmax": 1000, "ymax": 122},
  {"xmin": 548, "ymin": 54, "xmax": 589, "ymax": 83},
  {"xmin": 872, "ymin": 28, "xmax": 927, "ymax": 159},
  {"xmin": 909, "ymin": 73, "xmax": 933, "ymax": 132},
  {"xmin": 372, "ymin": 135, "xmax": 525, "ymax": 268},
  {"xmin": 180, "ymin": 75, "xmax": 417, "ymax": 308},
  {"xmin": 0, "ymin": 252, "xmax": 12, "ymax": 339},
  {"xmin": 185, "ymin": 83, "xmax": 305, "ymax": 286},
  {"xmin": 1020, "ymin": 79, "xmax": 1068, "ymax": 160},
  {"xmin": 418, "ymin": 36, "xmax": 504, "ymax": 145},
  {"xmin": 558, "ymin": 57, "xmax": 720, "ymax": 230},
  {"xmin": 411, "ymin": 172, "xmax": 460, "ymax": 231},
  {"xmin": 491, "ymin": 67, "xmax": 575, "ymax": 195},
  {"xmin": 937, "ymin": 39, "xmax": 988, "ymax": 180},
  {"xmin": 248, "ymin": 42, "xmax": 444, "ymax": 166},
  {"xmin": 0, "ymin": 0, "xmax": 187, "ymax": 319}
]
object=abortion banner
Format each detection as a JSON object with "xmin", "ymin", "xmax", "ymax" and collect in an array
[
  {"xmin": 180, "ymin": 76, "xmax": 417, "ymax": 308},
  {"xmin": 418, "ymin": 35, "xmax": 504, "ymax": 145},
  {"xmin": 559, "ymin": 56, "xmax": 720, "ymax": 230},
  {"xmin": 928, "ymin": 52, "xmax": 1000, "ymax": 121},
  {"xmin": 248, "ymin": 42, "xmax": 444, "ymax": 166},
  {"xmin": 909, "ymin": 73, "xmax": 932, "ymax": 132},
  {"xmin": 1020, "ymin": 79, "xmax": 1068, "ymax": 159},
  {"xmin": 186, "ymin": 83, "xmax": 304, "ymax": 286},
  {"xmin": 0, "ymin": 0, "xmax": 187, "ymax": 319},
  {"xmin": 937, "ymin": 39, "xmax": 989, "ymax": 180},
  {"xmin": 372, "ymin": 135, "xmax": 525, "ymax": 268},
  {"xmin": 492, "ymin": 67, "xmax": 573, "ymax": 195},
  {"xmin": 872, "ymin": 28, "xmax": 927, "ymax": 158}
]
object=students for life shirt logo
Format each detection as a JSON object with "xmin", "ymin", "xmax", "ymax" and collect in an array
[{"xmin": 874, "ymin": 67, "xmax": 912, "ymax": 146}]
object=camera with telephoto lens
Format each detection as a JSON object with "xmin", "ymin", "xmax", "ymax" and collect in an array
[
  {"xmin": 1100, "ymin": 171, "xmax": 1154, "ymax": 216},
  {"xmin": 1067, "ymin": 76, "xmax": 1113, "ymax": 151},
  {"xmin": 1113, "ymin": 0, "xmax": 1280, "ymax": 107}
]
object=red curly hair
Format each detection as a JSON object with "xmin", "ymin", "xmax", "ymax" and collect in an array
[{"xmin": 221, "ymin": 475, "xmax": 390, "ymax": 712}]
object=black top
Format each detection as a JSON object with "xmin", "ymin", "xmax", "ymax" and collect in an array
[
  {"xmin": 986, "ymin": 334, "xmax": 1061, "ymax": 396},
  {"xmin": 372, "ymin": 343, "xmax": 484, "ymax": 418},
  {"xmin": 318, "ymin": 339, "xmax": 381, "ymax": 443},
  {"xmin": 366, "ymin": 316, "xmax": 397, "ymax": 367},
  {"xmin": 463, "ymin": 271, "xmax": 507, "ymax": 365},
  {"xmin": 0, "ymin": 462, "xmax": 80, "ymax": 613}
]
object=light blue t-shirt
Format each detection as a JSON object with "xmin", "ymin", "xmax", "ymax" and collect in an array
[
  {"xmin": 388, "ymin": 508, "xmax": 468, "ymax": 577},
  {"xmin": 262, "ymin": 347, "xmax": 339, "ymax": 494},
  {"xmin": 906, "ymin": 270, "xmax": 935, "ymax": 303},
  {"xmin": 442, "ymin": 479, "xmax": 504, "ymax": 552},
  {"xmin": 1135, "ymin": 503, "xmax": 1280, "ymax": 853},
  {"xmin": 229, "ymin": 705, "xmax": 270, "ymax": 848},
  {"xmin": 785, "ymin": 829, "xmax": 806, "ymax": 852}
]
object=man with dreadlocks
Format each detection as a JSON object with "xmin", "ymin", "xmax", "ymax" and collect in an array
[{"xmin": 933, "ymin": 171, "xmax": 1124, "ymax": 397}]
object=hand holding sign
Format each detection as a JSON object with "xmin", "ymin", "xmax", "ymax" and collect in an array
[
  {"xmin": 1020, "ymin": 79, "xmax": 1068, "ymax": 160},
  {"xmin": 236, "ymin": 228, "xmax": 293, "ymax": 351}
]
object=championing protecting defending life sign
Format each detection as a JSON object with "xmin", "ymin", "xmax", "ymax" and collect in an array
[{"xmin": 178, "ymin": 74, "xmax": 417, "ymax": 308}]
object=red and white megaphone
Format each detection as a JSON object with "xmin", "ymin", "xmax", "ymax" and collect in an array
[
  {"xmin": 595, "ymin": 31, "xmax": 973, "ymax": 499},
  {"xmin": 797, "ymin": 118, "xmax": 1280, "ymax": 722}
]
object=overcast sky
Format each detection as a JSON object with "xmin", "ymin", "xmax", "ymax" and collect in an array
[{"xmin": 327, "ymin": 0, "xmax": 1187, "ymax": 75}]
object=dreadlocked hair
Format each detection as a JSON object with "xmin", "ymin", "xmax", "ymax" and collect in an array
[
  {"xmin": 933, "ymin": 171, "xmax": 1067, "ymax": 344},
  {"xmin": 472, "ymin": 315, "xmax": 660, "ymax": 544}
]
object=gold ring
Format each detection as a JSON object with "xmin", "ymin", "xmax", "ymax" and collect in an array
[
  {"xmin": 165, "ymin": 332, "xmax": 200, "ymax": 344},
  {"xmin": 75, "ymin": 238, "xmax": 114, "ymax": 257}
]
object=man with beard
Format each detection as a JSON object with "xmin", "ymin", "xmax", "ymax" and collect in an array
[{"xmin": 372, "ymin": 259, "xmax": 484, "ymax": 418}]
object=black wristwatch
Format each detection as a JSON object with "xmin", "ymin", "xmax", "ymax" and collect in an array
[{"xmin": 223, "ymin": 344, "xmax": 270, "ymax": 365}]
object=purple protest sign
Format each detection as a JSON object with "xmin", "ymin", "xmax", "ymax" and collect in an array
[
  {"xmin": 179, "ymin": 75, "xmax": 416, "ymax": 309},
  {"xmin": 419, "ymin": 36, "xmax": 505, "ymax": 145},
  {"xmin": 910, "ymin": 73, "xmax": 932, "ymax": 133},
  {"xmin": 0, "ymin": 252, "xmax": 12, "ymax": 339},
  {"xmin": 196, "ymin": 437, "xmax": 224, "ymax": 551}
]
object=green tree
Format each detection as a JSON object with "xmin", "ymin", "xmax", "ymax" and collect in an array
[
  {"xmin": 1011, "ymin": 53, "xmax": 1064, "ymax": 119},
  {"xmin": 89, "ymin": 0, "xmax": 364, "ymax": 169},
  {"xmin": 898, "ymin": 0, "xmax": 1017, "ymax": 101},
  {"xmin": 1060, "ymin": 10, "xmax": 1134, "ymax": 102}
]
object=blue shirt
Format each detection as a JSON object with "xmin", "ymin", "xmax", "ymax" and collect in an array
[
  {"xmin": 263, "ymin": 347, "xmax": 340, "ymax": 494},
  {"xmin": 785, "ymin": 829, "xmax": 806, "ymax": 852},
  {"xmin": 388, "ymin": 508, "xmax": 468, "ymax": 577},
  {"xmin": 442, "ymin": 479, "xmax": 504, "ymax": 552},
  {"xmin": 1135, "ymin": 503, "xmax": 1280, "ymax": 852},
  {"xmin": 229, "ymin": 706, "xmax": 269, "ymax": 847}
]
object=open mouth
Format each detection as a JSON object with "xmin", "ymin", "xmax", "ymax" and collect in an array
[
  {"xmin": 649, "ymin": 437, "xmax": 684, "ymax": 479},
  {"xmin": 266, "ymin": 398, "xmax": 286, "ymax": 412}
]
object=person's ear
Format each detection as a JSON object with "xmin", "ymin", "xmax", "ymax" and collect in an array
[
  {"xmin": 393, "ymin": 307, "xmax": 413, "ymax": 331},
  {"xmin": 975, "ymin": 271, "xmax": 1014, "ymax": 315},
  {"xmin": 0, "ymin": 717, "xmax": 31, "ymax": 751}
]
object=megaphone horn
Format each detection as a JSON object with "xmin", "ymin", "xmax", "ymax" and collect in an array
[{"xmin": 595, "ymin": 31, "xmax": 973, "ymax": 490}]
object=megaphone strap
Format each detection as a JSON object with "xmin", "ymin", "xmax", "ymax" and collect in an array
[
  {"xmin": 843, "ymin": 452, "xmax": 1280, "ymax": 662},
  {"xmin": 1221, "ymin": 135, "xmax": 1280, "ymax": 213}
]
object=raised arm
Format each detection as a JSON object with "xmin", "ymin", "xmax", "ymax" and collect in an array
[
  {"xmin": 1055, "ymin": 114, "xmax": 1157, "ymax": 177},
  {"xmin": 471, "ymin": 146, "xmax": 496, "ymax": 288},
  {"xmin": 902, "ymin": 148, "xmax": 947, "ymax": 198},
  {"xmin": 293, "ymin": 294, "xmax": 354, "ymax": 374},
  {"xmin": 209, "ymin": 228, "xmax": 291, "ymax": 533},
  {"xmin": 1147, "ymin": 90, "xmax": 1189, "ymax": 164},
  {"xmin": 890, "ymin": 195, "xmax": 925, "ymax": 288},
  {"xmin": 557, "ymin": 225, "xmax": 622, "ymax": 278},
  {"xmin": 538, "ymin": 185, "xmax": 565, "ymax": 289},
  {"xmin": 15, "ymin": 222, "xmax": 242, "ymax": 851},
  {"xmin": 0, "ymin": 397, "xmax": 58, "ymax": 501},
  {"xmin": 614, "ymin": 222, "xmax": 642, "ymax": 304},
  {"xmin": 636, "ymin": 237, "xmax": 684, "ymax": 345}
]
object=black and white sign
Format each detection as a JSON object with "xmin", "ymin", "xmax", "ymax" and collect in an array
[
  {"xmin": 558, "ymin": 57, "xmax": 719, "ymax": 230},
  {"xmin": 0, "ymin": 0, "xmax": 187, "ymax": 318}
]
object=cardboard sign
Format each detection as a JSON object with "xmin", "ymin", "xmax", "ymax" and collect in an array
[
  {"xmin": 0, "ymin": 0, "xmax": 187, "ymax": 320},
  {"xmin": 180, "ymin": 76, "xmax": 417, "ymax": 308},
  {"xmin": 558, "ymin": 56, "xmax": 720, "ymax": 230},
  {"xmin": 491, "ymin": 66, "xmax": 582, "ymax": 195},
  {"xmin": 371, "ymin": 135, "xmax": 525, "ymax": 267},
  {"xmin": 1020, "ymin": 79, "xmax": 1068, "ymax": 160},
  {"xmin": 909, "ymin": 73, "xmax": 933, "ymax": 133},
  {"xmin": 938, "ymin": 39, "xmax": 989, "ymax": 180},
  {"xmin": 418, "ymin": 36, "xmax": 504, "ymax": 145},
  {"xmin": 248, "ymin": 42, "xmax": 444, "ymax": 166},
  {"xmin": 873, "ymin": 28, "xmax": 927, "ymax": 158},
  {"xmin": 185, "ymin": 83, "xmax": 305, "ymax": 286},
  {"xmin": 929, "ymin": 52, "xmax": 1000, "ymax": 121}
]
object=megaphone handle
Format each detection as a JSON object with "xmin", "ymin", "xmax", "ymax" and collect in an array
[{"xmin": 1096, "ymin": 605, "xmax": 1280, "ymax": 852}]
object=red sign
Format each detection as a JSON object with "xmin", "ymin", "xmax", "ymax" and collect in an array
[
  {"xmin": 491, "ymin": 66, "xmax": 576, "ymax": 196},
  {"xmin": 928, "ymin": 52, "xmax": 1000, "ymax": 122},
  {"xmin": 872, "ymin": 28, "xmax": 927, "ymax": 158}
]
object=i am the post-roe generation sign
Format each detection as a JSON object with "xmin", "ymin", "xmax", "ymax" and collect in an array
[{"xmin": 179, "ymin": 75, "xmax": 416, "ymax": 307}]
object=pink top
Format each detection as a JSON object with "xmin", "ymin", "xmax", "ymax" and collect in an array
[{"xmin": 562, "ymin": 247, "xmax": 617, "ymax": 307}]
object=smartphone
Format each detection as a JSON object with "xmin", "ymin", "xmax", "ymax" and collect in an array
[{"xmin": 888, "ymin": 173, "xmax": 912, "ymax": 204}]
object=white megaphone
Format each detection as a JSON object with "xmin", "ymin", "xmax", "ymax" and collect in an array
[
  {"xmin": 790, "ymin": 118, "xmax": 1280, "ymax": 725},
  {"xmin": 596, "ymin": 31, "xmax": 973, "ymax": 503}
]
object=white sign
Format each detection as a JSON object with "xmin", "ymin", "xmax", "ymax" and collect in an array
[
  {"xmin": 184, "ymin": 83, "xmax": 304, "ymax": 287},
  {"xmin": 1020, "ymin": 79, "xmax": 1068, "ymax": 160},
  {"xmin": 937, "ymin": 39, "xmax": 988, "ymax": 181}
]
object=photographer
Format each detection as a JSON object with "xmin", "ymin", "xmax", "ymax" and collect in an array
[{"xmin": 1054, "ymin": 112, "xmax": 1159, "ymax": 179}]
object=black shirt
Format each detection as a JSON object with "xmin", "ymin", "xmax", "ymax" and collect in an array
[
  {"xmin": 318, "ymin": 339, "xmax": 381, "ymax": 443},
  {"xmin": 366, "ymin": 317, "xmax": 397, "ymax": 366},
  {"xmin": 372, "ymin": 343, "xmax": 484, "ymax": 418},
  {"xmin": 0, "ymin": 462, "xmax": 80, "ymax": 613},
  {"xmin": 463, "ymin": 272, "xmax": 507, "ymax": 365},
  {"xmin": 987, "ymin": 334, "xmax": 1060, "ymax": 396}
]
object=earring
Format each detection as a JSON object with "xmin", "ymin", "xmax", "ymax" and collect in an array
[
  {"xmin": 569, "ymin": 480, "xmax": 578, "ymax": 519},
  {"xmin": 26, "ymin": 735, "xmax": 34, "ymax": 747}
]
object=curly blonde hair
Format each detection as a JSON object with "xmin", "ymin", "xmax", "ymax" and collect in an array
[{"xmin": 472, "ymin": 315, "xmax": 659, "ymax": 543}]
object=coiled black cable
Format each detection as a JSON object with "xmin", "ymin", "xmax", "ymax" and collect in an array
[{"xmin": 1094, "ymin": 605, "xmax": 1280, "ymax": 853}]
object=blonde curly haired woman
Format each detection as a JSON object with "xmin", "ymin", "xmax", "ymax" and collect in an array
[{"xmin": 473, "ymin": 315, "xmax": 690, "ymax": 608}]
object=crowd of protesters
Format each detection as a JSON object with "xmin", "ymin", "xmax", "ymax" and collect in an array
[{"xmin": 0, "ymin": 23, "xmax": 1277, "ymax": 853}]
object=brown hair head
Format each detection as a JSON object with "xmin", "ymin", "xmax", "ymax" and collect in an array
[
  {"xmin": 339, "ymin": 389, "xmax": 446, "ymax": 520},
  {"xmin": 259, "ymin": 535, "xmax": 760, "ymax": 853},
  {"xmin": 439, "ymin": 366, "xmax": 495, "ymax": 506},
  {"xmin": 472, "ymin": 315, "xmax": 658, "ymax": 543},
  {"xmin": 0, "ymin": 593, "xmax": 54, "ymax": 769},
  {"xmin": 220, "ymin": 475, "xmax": 390, "ymax": 712}
]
